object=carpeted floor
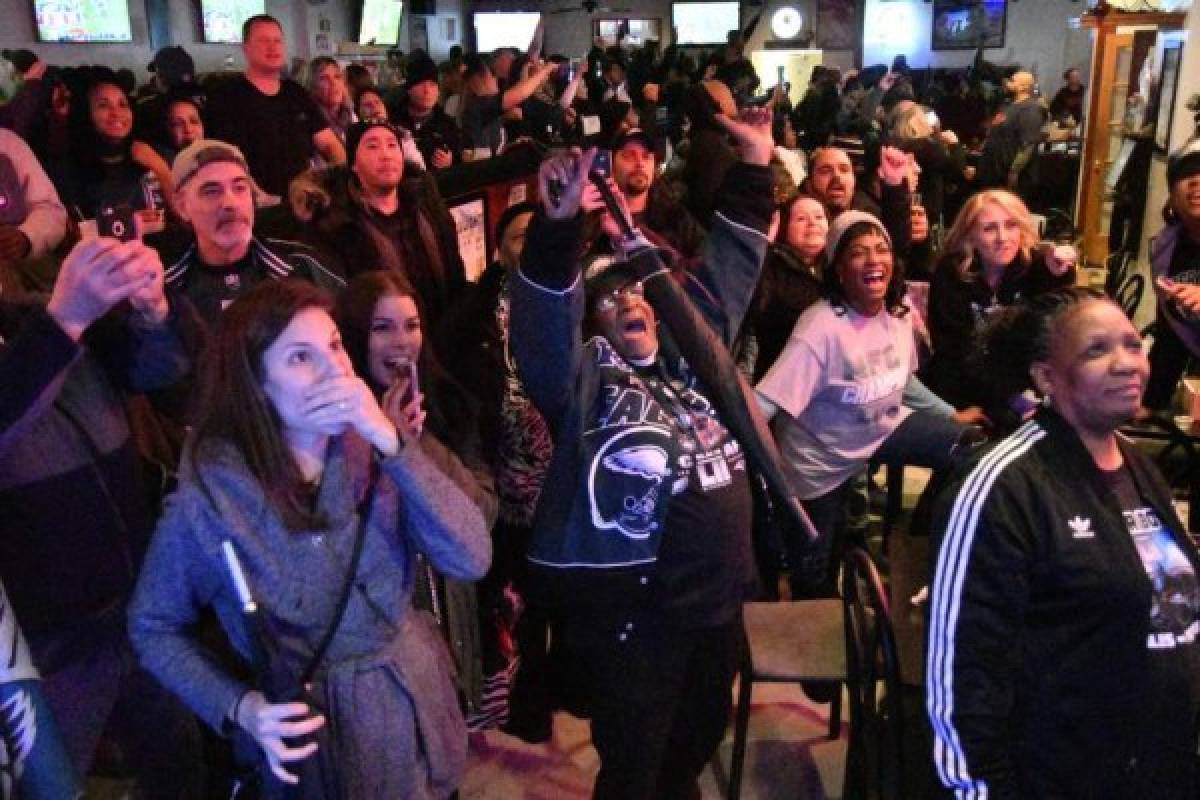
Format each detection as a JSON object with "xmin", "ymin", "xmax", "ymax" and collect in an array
[{"xmin": 461, "ymin": 680, "xmax": 849, "ymax": 799}]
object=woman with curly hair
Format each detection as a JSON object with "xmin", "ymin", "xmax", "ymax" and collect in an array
[{"xmin": 52, "ymin": 67, "xmax": 174, "ymax": 226}]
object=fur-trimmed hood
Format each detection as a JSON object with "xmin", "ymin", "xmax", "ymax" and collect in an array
[{"xmin": 286, "ymin": 163, "xmax": 467, "ymax": 324}]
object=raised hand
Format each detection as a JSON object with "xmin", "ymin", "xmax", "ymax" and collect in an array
[
  {"xmin": 877, "ymin": 145, "xmax": 911, "ymax": 188},
  {"xmin": 381, "ymin": 376, "xmax": 426, "ymax": 446},
  {"xmin": 1041, "ymin": 242, "xmax": 1077, "ymax": 276},
  {"xmin": 126, "ymin": 242, "xmax": 170, "ymax": 325},
  {"xmin": 234, "ymin": 691, "xmax": 325, "ymax": 785},
  {"xmin": 537, "ymin": 147, "xmax": 597, "ymax": 220},
  {"xmin": 714, "ymin": 106, "xmax": 775, "ymax": 166},
  {"xmin": 47, "ymin": 237, "xmax": 159, "ymax": 341}
]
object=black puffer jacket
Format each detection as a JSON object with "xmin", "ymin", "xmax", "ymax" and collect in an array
[{"xmin": 289, "ymin": 163, "xmax": 466, "ymax": 327}]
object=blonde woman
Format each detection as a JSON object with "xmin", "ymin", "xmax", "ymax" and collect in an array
[
  {"xmin": 920, "ymin": 189, "xmax": 1076, "ymax": 429},
  {"xmin": 889, "ymin": 102, "xmax": 966, "ymax": 231},
  {"xmin": 308, "ymin": 57, "xmax": 357, "ymax": 143}
]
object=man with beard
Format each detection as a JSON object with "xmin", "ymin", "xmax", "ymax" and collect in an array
[
  {"xmin": 601, "ymin": 128, "xmax": 703, "ymax": 263},
  {"xmin": 806, "ymin": 144, "xmax": 913, "ymax": 258},
  {"xmin": 977, "ymin": 70, "xmax": 1047, "ymax": 190},
  {"xmin": 161, "ymin": 139, "xmax": 344, "ymax": 324}
]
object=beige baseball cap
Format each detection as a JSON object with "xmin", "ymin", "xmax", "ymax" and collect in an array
[{"xmin": 171, "ymin": 139, "xmax": 254, "ymax": 191}]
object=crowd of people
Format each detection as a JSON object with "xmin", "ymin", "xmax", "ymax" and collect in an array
[{"xmin": 0, "ymin": 10, "xmax": 1199, "ymax": 799}]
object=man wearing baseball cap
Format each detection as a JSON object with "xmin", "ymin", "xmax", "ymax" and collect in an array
[
  {"xmin": 393, "ymin": 54, "xmax": 461, "ymax": 169},
  {"xmin": 585, "ymin": 128, "xmax": 703, "ymax": 265},
  {"xmin": 1145, "ymin": 138, "xmax": 1200, "ymax": 410},
  {"xmin": 162, "ymin": 139, "xmax": 344, "ymax": 323},
  {"xmin": 135, "ymin": 45, "xmax": 203, "ymax": 147}
]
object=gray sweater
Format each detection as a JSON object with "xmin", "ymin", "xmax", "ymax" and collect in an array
[{"xmin": 128, "ymin": 432, "xmax": 490, "ymax": 798}]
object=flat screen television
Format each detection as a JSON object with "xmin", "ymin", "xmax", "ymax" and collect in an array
[
  {"xmin": 473, "ymin": 12, "xmax": 541, "ymax": 54},
  {"xmin": 931, "ymin": 0, "xmax": 1007, "ymax": 51},
  {"xmin": 33, "ymin": 0, "xmax": 133, "ymax": 43},
  {"xmin": 200, "ymin": 0, "xmax": 265, "ymax": 44},
  {"xmin": 359, "ymin": 0, "xmax": 404, "ymax": 46},
  {"xmin": 672, "ymin": 1, "xmax": 739, "ymax": 46}
]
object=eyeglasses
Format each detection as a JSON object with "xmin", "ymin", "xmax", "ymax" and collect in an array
[{"xmin": 593, "ymin": 280, "xmax": 644, "ymax": 313}]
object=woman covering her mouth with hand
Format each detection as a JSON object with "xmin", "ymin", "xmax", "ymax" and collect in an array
[
  {"xmin": 128, "ymin": 279, "xmax": 491, "ymax": 799},
  {"xmin": 756, "ymin": 211, "xmax": 972, "ymax": 598}
]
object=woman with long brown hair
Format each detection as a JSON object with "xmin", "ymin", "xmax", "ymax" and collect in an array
[
  {"xmin": 334, "ymin": 270, "xmax": 496, "ymax": 718},
  {"xmin": 128, "ymin": 279, "xmax": 490, "ymax": 799}
]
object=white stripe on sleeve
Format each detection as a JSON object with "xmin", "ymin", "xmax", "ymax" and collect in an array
[{"xmin": 926, "ymin": 421, "xmax": 1046, "ymax": 798}]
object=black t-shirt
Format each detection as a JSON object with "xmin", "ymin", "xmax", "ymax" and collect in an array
[
  {"xmin": 206, "ymin": 76, "xmax": 327, "ymax": 197},
  {"xmin": 648, "ymin": 365, "xmax": 755, "ymax": 629},
  {"xmin": 460, "ymin": 93, "xmax": 505, "ymax": 156},
  {"xmin": 1101, "ymin": 465, "xmax": 1200, "ymax": 767},
  {"xmin": 54, "ymin": 157, "xmax": 164, "ymax": 222},
  {"xmin": 180, "ymin": 250, "xmax": 258, "ymax": 322}
]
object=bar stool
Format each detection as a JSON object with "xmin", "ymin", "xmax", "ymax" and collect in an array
[{"xmin": 727, "ymin": 547, "xmax": 902, "ymax": 800}]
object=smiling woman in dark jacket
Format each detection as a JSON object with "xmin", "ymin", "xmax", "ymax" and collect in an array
[
  {"xmin": 928, "ymin": 288, "xmax": 1200, "ymax": 799},
  {"xmin": 921, "ymin": 189, "xmax": 1076, "ymax": 429}
]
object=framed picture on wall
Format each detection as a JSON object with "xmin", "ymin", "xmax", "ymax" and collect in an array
[
  {"xmin": 448, "ymin": 194, "xmax": 489, "ymax": 283},
  {"xmin": 816, "ymin": 0, "xmax": 857, "ymax": 51},
  {"xmin": 410, "ymin": 16, "xmax": 429, "ymax": 53},
  {"xmin": 932, "ymin": 0, "xmax": 1007, "ymax": 51},
  {"xmin": 1155, "ymin": 44, "xmax": 1183, "ymax": 152}
]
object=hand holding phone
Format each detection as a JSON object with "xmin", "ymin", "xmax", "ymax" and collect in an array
[
  {"xmin": 591, "ymin": 149, "xmax": 612, "ymax": 179},
  {"xmin": 98, "ymin": 205, "xmax": 139, "ymax": 242}
]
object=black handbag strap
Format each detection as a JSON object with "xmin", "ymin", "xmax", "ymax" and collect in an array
[{"xmin": 295, "ymin": 466, "xmax": 379, "ymax": 689}]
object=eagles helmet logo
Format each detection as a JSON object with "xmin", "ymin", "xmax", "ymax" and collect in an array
[{"xmin": 588, "ymin": 426, "xmax": 674, "ymax": 540}]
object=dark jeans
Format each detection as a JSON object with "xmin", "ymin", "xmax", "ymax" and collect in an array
[
  {"xmin": 789, "ymin": 410, "xmax": 966, "ymax": 598},
  {"xmin": 28, "ymin": 604, "xmax": 204, "ymax": 798},
  {"xmin": 565, "ymin": 614, "xmax": 743, "ymax": 800}
]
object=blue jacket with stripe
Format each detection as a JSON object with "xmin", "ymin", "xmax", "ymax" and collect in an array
[
  {"xmin": 510, "ymin": 163, "xmax": 773, "ymax": 614},
  {"xmin": 927, "ymin": 409, "xmax": 1200, "ymax": 799}
]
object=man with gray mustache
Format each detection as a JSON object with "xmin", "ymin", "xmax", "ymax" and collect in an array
[{"xmin": 161, "ymin": 139, "xmax": 344, "ymax": 324}]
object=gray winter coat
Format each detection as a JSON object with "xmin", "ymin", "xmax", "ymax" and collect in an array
[{"xmin": 128, "ymin": 432, "xmax": 491, "ymax": 799}]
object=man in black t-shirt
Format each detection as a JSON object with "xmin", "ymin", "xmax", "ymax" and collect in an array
[
  {"xmin": 460, "ymin": 54, "xmax": 557, "ymax": 159},
  {"xmin": 205, "ymin": 14, "xmax": 345, "ymax": 198}
]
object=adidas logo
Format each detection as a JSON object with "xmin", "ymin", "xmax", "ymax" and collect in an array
[{"xmin": 1068, "ymin": 515, "xmax": 1095, "ymax": 539}]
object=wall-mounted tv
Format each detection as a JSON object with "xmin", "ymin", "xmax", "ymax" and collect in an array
[
  {"xmin": 359, "ymin": 0, "xmax": 404, "ymax": 47},
  {"xmin": 473, "ymin": 12, "xmax": 541, "ymax": 54},
  {"xmin": 931, "ymin": 0, "xmax": 1007, "ymax": 51},
  {"xmin": 200, "ymin": 0, "xmax": 265, "ymax": 44},
  {"xmin": 34, "ymin": 0, "xmax": 133, "ymax": 43},
  {"xmin": 672, "ymin": 1, "xmax": 739, "ymax": 46}
]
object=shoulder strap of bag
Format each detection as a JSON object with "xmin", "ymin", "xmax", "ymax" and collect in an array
[{"xmin": 296, "ymin": 465, "xmax": 378, "ymax": 688}]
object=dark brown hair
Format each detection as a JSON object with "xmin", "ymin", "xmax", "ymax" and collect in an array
[
  {"xmin": 333, "ymin": 271, "xmax": 481, "ymax": 463},
  {"xmin": 190, "ymin": 279, "xmax": 334, "ymax": 531}
]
